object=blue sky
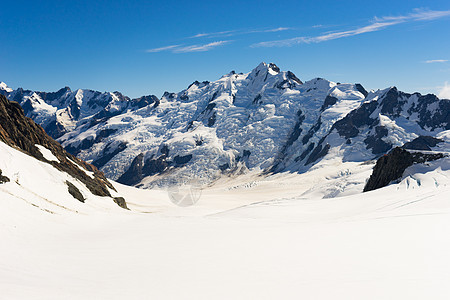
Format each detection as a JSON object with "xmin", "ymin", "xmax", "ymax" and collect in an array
[{"xmin": 1, "ymin": 0, "xmax": 450, "ymax": 98}]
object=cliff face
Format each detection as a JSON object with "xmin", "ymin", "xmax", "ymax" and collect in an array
[
  {"xmin": 363, "ymin": 147, "xmax": 446, "ymax": 192},
  {"xmin": 0, "ymin": 94, "xmax": 127, "ymax": 208}
]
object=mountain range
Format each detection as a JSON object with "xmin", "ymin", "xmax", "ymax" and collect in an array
[{"xmin": 1, "ymin": 62, "xmax": 449, "ymax": 189}]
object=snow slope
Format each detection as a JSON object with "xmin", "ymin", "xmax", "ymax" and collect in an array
[
  {"xmin": 1, "ymin": 138, "xmax": 450, "ymax": 299},
  {"xmin": 0, "ymin": 141, "xmax": 124, "ymax": 214}
]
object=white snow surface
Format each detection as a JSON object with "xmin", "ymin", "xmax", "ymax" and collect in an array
[
  {"xmin": 35, "ymin": 144, "xmax": 60, "ymax": 162},
  {"xmin": 0, "ymin": 81, "xmax": 13, "ymax": 92},
  {"xmin": 1, "ymin": 137, "xmax": 450, "ymax": 299}
]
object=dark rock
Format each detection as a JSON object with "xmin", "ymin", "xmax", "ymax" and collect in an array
[
  {"xmin": 320, "ymin": 95, "xmax": 338, "ymax": 111},
  {"xmin": 306, "ymin": 143, "xmax": 330, "ymax": 165},
  {"xmin": 174, "ymin": 154, "xmax": 192, "ymax": 165},
  {"xmin": 210, "ymin": 91, "xmax": 219, "ymax": 102},
  {"xmin": 205, "ymin": 103, "xmax": 216, "ymax": 112},
  {"xmin": 44, "ymin": 119, "xmax": 67, "ymax": 139},
  {"xmin": 402, "ymin": 136, "xmax": 443, "ymax": 151},
  {"xmin": 163, "ymin": 92, "xmax": 176, "ymax": 99},
  {"xmin": 36, "ymin": 86, "xmax": 71, "ymax": 102},
  {"xmin": 187, "ymin": 81, "xmax": 200, "ymax": 89},
  {"xmin": 66, "ymin": 181, "xmax": 85, "ymax": 203},
  {"xmin": 364, "ymin": 147, "xmax": 446, "ymax": 192},
  {"xmin": 332, "ymin": 101, "xmax": 378, "ymax": 139},
  {"xmin": 21, "ymin": 99, "xmax": 34, "ymax": 115},
  {"xmin": 142, "ymin": 155, "xmax": 170, "ymax": 177},
  {"xmin": 219, "ymin": 163, "xmax": 229, "ymax": 171},
  {"xmin": 0, "ymin": 169, "xmax": 10, "ymax": 184},
  {"xmin": 94, "ymin": 128, "xmax": 118, "ymax": 143},
  {"xmin": 295, "ymin": 143, "xmax": 314, "ymax": 162},
  {"xmin": 269, "ymin": 63, "xmax": 280, "ymax": 73},
  {"xmin": 68, "ymin": 99, "xmax": 81, "ymax": 119},
  {"xmin": 131, "ymin": 95, "xmax": 159, "ymax": 109},
  {"xmin": 117, "ymin": 153, "xmax": 145, "ymax": 186},
  {"xmin": 364, "ymin": 126, "xmax": 391, "ymax": 154},
  {"xmin": 286, "ymin": 71, "xmax": 302, "ymax": 84},
  {"xmin": 408, "ymin": 94, "xmax": 450, "ymax": 130},
  {"xmin": 355, "ymin": 83, "xmax": 368, "ymax": 97},
  {"xmin": 160, "ymin": 144, "xmax": 170, "ymax": 156},
  {"xmin": 285, "ymin": 111, "xmax": 306, "ymax": 148},
  {"xmin": 159, "ymin": 144, "xmax": 169, "ymax": 156},
  {"xmin": 207, "ymin": 112, "xmax": 216, "ymax": 127},
  {"xmin": 380, "ymin": 87, "xmax": 408, "ymax": 118},
  {"xmin": 92, "ymin": 141, "xmax": 127, "ymax": 168},
  {"xmin": 65, "ymin": 138, "xmax": 95, "ymax": 156},
  {"xmin": 113, "ymin": 197, "xmax": 128, "ymax": 209},
  {"xmin": 195, "ymin": 137, "xmax": 203, "ymax": 146},
  {"xmin": 253, "ymin": 94, "xmax": 262, "ymax": 104}
]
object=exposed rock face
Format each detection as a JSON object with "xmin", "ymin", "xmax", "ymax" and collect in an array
[
  {"xmin": 0, "ymin": 169, "xmax": 10, "ymax": 184},
  {"xmin": 402, "ymin": 136, "xmax": 443, "ymax": 151},
  {"xmin": 0, "ymin": 94, "xmax": 126, "ymax": 207},
  {"xmin": 113, "ymin": 197, "xmax": 128, "ymax": 209},
  {"xmin": 304, "ymin": 86, "xmax": 450, "ymax": 170},
  {"xmin": 363, "ymin": 147, "xmax": 446, "ymax": 192},
  {"xmin": 66, "ymin": 180, "xmax": 85, "ymax": 203}
]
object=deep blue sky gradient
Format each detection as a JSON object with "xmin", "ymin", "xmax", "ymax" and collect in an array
[{"xmin": 1, "ymin": 0, "xmax": 449, "ymax": 98}]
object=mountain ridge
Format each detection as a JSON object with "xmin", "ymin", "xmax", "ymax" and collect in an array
[{"xmin": 2, "ymin": 62, "xmax": 449, "ymax": 189}]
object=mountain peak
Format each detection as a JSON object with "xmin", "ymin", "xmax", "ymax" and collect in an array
[
  {"xmin": 253, "ymin": 62, "xmax": 280, "ymax": 74},
  {"xmin": 0, "ymin": 82, "xmax": 13, "ymax": 93}
]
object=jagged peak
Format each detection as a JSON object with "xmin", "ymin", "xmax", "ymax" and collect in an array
[
  {"xmin": 0, "ymin": 81, "xmax": 13, "ymax": 93},
  {"xmin": 252, "ymin": 62, "xmax": 280, "ymax": 73},
  {"xmin": 286, "ymin": 71, "xmax": 302, "ymax": 85}
]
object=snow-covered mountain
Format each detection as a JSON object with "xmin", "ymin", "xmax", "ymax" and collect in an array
[
  {"xmin": 1, "ymin": 63, "xmax": 449, "ymax": 188},
  {"xmin": 0, "ymin": 93, "xmax": 127, "ymax": 210},
  {"xmin": 3, "ymin": 72, "xmax": 450, "ymax": 300}
]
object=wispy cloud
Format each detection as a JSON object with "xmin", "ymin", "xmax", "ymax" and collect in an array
[
  {"xmin": 146, "ymin": 41, "xmax": 231, "ymax": 54},
  {"xmin": 146, "ymin": 45, "xmax": 180, "ymax": 53},
  {"xmin": 174, "ymin": 41, "xmax": 231, "ymax": 53},
  {"xmin": 252, "ymin": 8, "xmax": 450, "ymax": 48},
  {"xmin": 375, "ymin": 8, "xmax": 450, "ymax": 22},
  {"xmin": 189, "ymin": 27, "xmax": 292, "ymax": 39},
  {"xmin": 252, "ymin": 21, "xmax": 399, "ymax": 47},
  {"xmin": 424, "ymin": 59, "xmax": 448, "ymax": 63},
  {"xmin": 260, "ymin": 27, "xmax": 291, "ymax": 33},
  {"xmin": 189, "ymin": 30, "xmax": 236, "ymax": 39}
]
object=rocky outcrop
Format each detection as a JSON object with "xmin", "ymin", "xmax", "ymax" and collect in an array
[
  {"xmin": 0, "ymin": 169, "xmax": 10, "ymax": 184},
  {"xmin": 402, "ymin": 136, "xmax": 443, "ymax": 151},
  {"xmin": 363, "ymin": 147, "xmax": 446, "ymax": 192},
  {"xmin": 0, "ymin": 94, "xmax": 127, "ymax": 208},
  {"xmin": 113, "ymin": 197, "xmax": 128, "ymax": 209},
  {"xmin": 66, "ymin": 181, "xmax": 85, "ymax": 203}
]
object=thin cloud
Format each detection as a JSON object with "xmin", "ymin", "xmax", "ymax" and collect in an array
[
  {"xmin": 424, "ymin": 59, "xmax": 448, "ymax": 63},
  {"xmin": 252, "ymin": 21, "xmax": 399, "ymax": 47},
  {"xmin": 261, "ymin": 27, "xmax": 291, "ymax": 33},
  {"xmin": 375, "ymin": 8, "xmax": 450, "ymax": 22},
  {"xmin": 146, "ymin": 45, "xmax": 180, "ymax": 53},
  {"xmin": 189, "ymin": 30, "xmax": 237, "ymax": 39},
  {"xmin": 189, "ymin": 27, "xmax": 292, "ymax": 39},
  {"xmin": 173, "ymin": 41, "xmax": 231, "ymax": 53},
  {"xmin": 252, "ymin": 8, "xmax": 450, "ymax": 48}
]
